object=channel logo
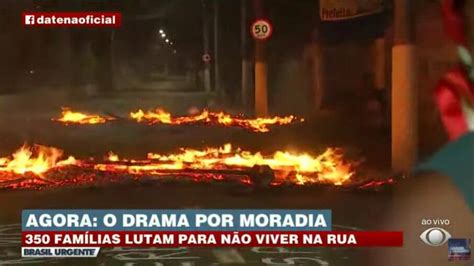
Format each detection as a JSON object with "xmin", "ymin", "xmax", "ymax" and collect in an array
[
  {"xmin": 419, "ymin": 227, "xmax": 451, "ymax": 246},
  {"xmin": 448, "ymin": 238, "xmax": 471, "ymax": 261}
]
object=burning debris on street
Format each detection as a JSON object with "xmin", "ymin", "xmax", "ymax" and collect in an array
[
  {"xmin": 52, "ymin": 107, "xmax": 302, "ymax": 132},
  {"xmin": 0, "ymin": 144, "xmax": 76, "ymax": 176},
  {"xmin": 129, "ymin": 109, "xmax": 302, "ymax": 133},
  {"xmin": 0, "ymin": 143, "xmax": 394, "ymax": 190},
  {"xmin": 11, "ymin": 107, "xmax": 398, "ymax": 191},
  {"xmin": 52, "ymin": 107, "xmax": 116, "ymax": 125},
  {"xmin": 96, "ymin": 143, "xmax": 354, "ymax": 185}
]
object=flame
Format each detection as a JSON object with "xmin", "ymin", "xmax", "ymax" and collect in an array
[
  {"xmin": 106, "ymin": 152, "xmax": 119, "ymax": 162},
  {"xmin": 52, "ymin": 107, "xmax": 115, "ymax": 125},
  {"xmin": 52, "ymin": 107, "xmax": 302, "ymax": 132},
  {"xmin": 0, "ymin": 144, "xmax": 355, "ymax": 187},
  {"xmin": 0, "ymin": 145, "xmax": 77, "ymax": 175},
  {"xmin": 95, "ymin": 144, "xmax": 354, "ymax": 186},
  {"xmin": 130, "ymin": 109, "xmax": 302, "ymax": 132}
]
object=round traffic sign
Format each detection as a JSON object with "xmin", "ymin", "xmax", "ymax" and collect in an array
[
  {"xmin": 250, "ymin": 19, "xmax": 273, "ymax": 40},
  {"xmin": 202, "ymin": 53, "xmax": 211, "ymax": 63}
]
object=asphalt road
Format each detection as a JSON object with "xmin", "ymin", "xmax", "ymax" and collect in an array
[
  {"xmin": 1, "ymin": 177, "xmax": 473, "ymax": 266},
  {"xmin": 0, "ymin": 184, "xmax": 391, "ymax": 265},
  {"xmin": 2, "ymin": 99, "xmax": 467, "ymax": 265}
]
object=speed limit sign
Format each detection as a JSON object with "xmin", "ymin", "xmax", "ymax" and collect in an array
[{"xmin": 251, "ymin": 19, "xmax": 273, "ymax": 40}]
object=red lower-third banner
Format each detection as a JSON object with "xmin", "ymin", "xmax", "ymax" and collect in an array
[{"xmin": 22, "ymin": 231, "xmax": 403, "ymax": 247}]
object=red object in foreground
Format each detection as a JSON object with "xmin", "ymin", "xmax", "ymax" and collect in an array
[
  {"xmin": 22, "ymin": 231, "xmax": 403, "ymax": 247},
  {"xmin": 435, "ymin": 67, "xmax": 474, "ymax": 140},
  {"xmin": 441, "ymin": 0, "xmax": 467, "ymax": 45}
]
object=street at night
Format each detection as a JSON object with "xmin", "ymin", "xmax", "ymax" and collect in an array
[{"xmin": 0, "ymin": 0, "xmax": 473, "ymax": 265}]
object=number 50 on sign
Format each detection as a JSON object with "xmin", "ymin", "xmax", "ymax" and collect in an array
[{"xmin": 251, "ymin": 19, "xmax": 273, "ymax": 40}]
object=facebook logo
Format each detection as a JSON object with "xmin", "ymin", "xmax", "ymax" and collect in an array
[{"xmin": 24, "ymin": 15, "xmax": 35, "ymax": 25}]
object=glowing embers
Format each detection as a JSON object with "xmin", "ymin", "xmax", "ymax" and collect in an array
[
  {"xmin": 52, "ymin": 107, "xmax": 115, "ymax": 125},
  {"xmin": 130, "ymin": 109, "xmax": 302, "ymax": 132},
  {"xmin": 52, "ymin": 107, "xmax": 302, "ymax": 132},
  {"xmin": 96, "ymin": 144, "xmax": 354, "ymax": 186},
  {"xmin": 0, "ymin": 144, "xmax": 77, "ymax": 175},
  {"xmin": 0, "ymin": 143, "xmax": 356, "ymax": 188}
]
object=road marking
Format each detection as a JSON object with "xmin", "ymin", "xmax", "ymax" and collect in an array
[
  {"xmin": 262, "ymin": 257, "xmax": 329, "ymax": 265},
  {"xmin": 332, "ymin": 224, "xmax": 363, "ymax": 231},
  {"xmin": 251, "ymin": 247, "xmax": 320, "ymax": 254},
  {"xmin": 213, "ymin": 248, "xmax": 246, "ymax": 264}
]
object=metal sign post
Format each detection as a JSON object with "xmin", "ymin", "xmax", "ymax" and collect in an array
[{"xmin": 251, "ymin": 18, "xmax": 273, "ymax": 117}]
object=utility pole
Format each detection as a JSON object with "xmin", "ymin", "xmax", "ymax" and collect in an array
[
  {"xmin": 253, "ymin": 0, "xmax": 268, "ymax": 116},
  {"xmin": 241, "ymin": 0, "xmax": 252, "ymax": 108},
  {"xmin": 202, "ymin": 0, "xmax": 212, "ymax": 92},
  {"xmin": 311, "ymin": 26, "xmax": 325, "ymax": 113},
  {"xmin": 213, "ymin": 0, "xmax": 220, "ymax": 95},
  {"xmin": 392, "ymin": 0, "xmax": 417, "ymax": 171},
  {"xmin": 373, "ymin": 35, "xmax": 387, "ymax": 121},
  {"xmin": 374, "ymin": 37, "xmax": 386, "ymax": 92}
]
